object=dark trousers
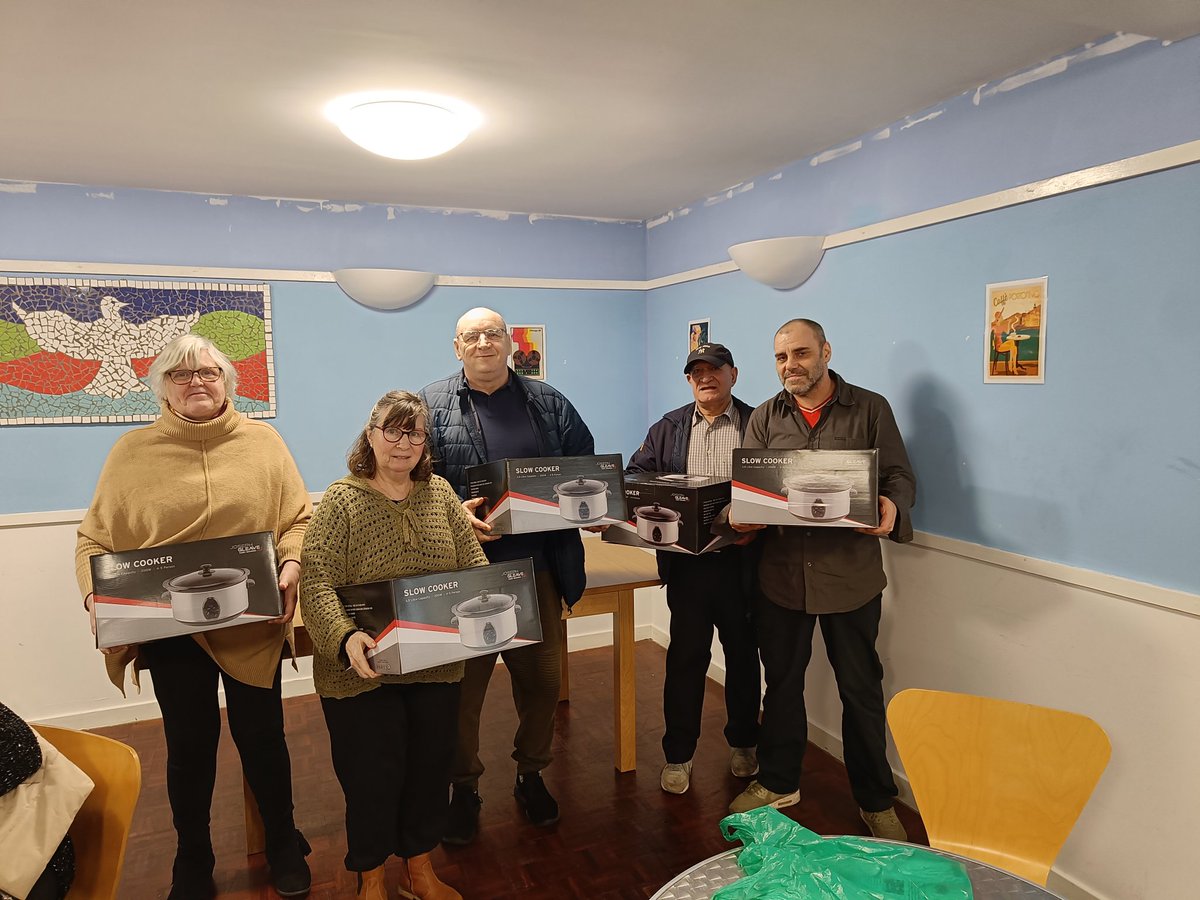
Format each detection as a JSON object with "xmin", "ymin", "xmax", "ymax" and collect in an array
[
  {"xmin": 452, "ymin": 569, "xmax": 562, "ymax": 785},
  {"xmin": 320, "ymin": 680, "xmax": 460, "ymax": 871},
  {"xmin": 662, "ymin": 552, "xmax": 761, "ymax": 763},
  {"xmin": 754, "ymin": 593, "xmax": 898, "ymax": 812},
  {"xmin": 140, "ymin": 635, "xmax": 296, "ymax": 870}
]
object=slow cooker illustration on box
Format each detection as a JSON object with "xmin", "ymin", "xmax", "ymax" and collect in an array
[
  {"xmin": 552, "ymin": 477, "xmax": 611, "ymax": 524},
  {"xmin": 161, "ymin": 564, "xmax": 254, "ymax": 624},
  {"xmin": 632, "ymin": 502, "xmax": 682, "ymax": 545},
  {"xmin": 450, "ymin": 589, "xmax": 522, "ymax": 650},
  {"xmin": 782, "ymin": 476, "xmax": 858, "ymax": 522}
]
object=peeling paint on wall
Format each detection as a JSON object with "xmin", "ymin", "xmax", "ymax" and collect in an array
[
  {"xmin": 0, "ymin": 182, "xmax": 37, "ymax": 193},
  {"xmin": 973, "ymin": 32, "xmax": 1153, "ymax": 105},
  {"xmin": 872, "ymin": 128, "xmax": 891, "ymax": 141},
  {"xmin": 87, "ymin": 191, "xmax": 115, "ymax": 200},
  {"xmin": 207, "ymin": 197, "xmax": 228, "ymax": 206},
  {"xmin": 900, "ymin": 110, "xmax": 943, "ymax": 130},
  {"xmin": 810, "ymin": 140, "xmax": 862, "ymax": 166},
  {"xmin": 768, "ymin": 172, "xmax": 783, "ymax": 181}
]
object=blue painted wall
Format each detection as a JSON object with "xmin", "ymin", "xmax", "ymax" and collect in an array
[
  {"xmin": 644, "ymin": 163, "xmax": 1200, "ymax": 592},
  {"xmin": 0, "ymin": 183, "xmax": 645, "ymax": 280},
  {"xmin": 646, "ymin": 35, "xmax": 1200, "ymax": 279}
]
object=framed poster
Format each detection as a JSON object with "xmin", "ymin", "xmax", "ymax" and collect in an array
[
  {"xmin": 688, "ymin": 318, "xmax": 710, "ymax": 354},
  {"xmin": 1, "ymin": 277, "xmax": 274, "ymax": 424},
  {"xmin": 984, "ymin": 277, "xmax": 1046, "ymax": 384},
  {"xmin": 509, "ymin": 324, "xmax": 546, "ymax": 381}
]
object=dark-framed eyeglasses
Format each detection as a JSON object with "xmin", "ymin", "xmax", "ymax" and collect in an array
[
  {"xmin": 457, "ymin": 327, "xmax": 507, "ymax": 345},
  {"xmin": 373, "ymin": 425, "xmax": 428, "ymax": 445},
  {"xmin": 166, "ymin": 367, "xmax": 222, "ymax": 385}
]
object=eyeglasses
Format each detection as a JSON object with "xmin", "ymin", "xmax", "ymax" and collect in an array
[
  {"xmin": 167, "ymin": 367, "xmax": 222, "ymax": 385},
  {"xmin": 373, "ymin": 426, "xmax": 428, "ymax": 445},
  {"xmin": 457, "ymin": 327, "xmax": 507, "ymax": 345}
]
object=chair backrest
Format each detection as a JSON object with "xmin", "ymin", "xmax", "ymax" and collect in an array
[
  {"xmin": 886, "ymin": 688, "xmax": 1110, "ymax": 886},
  {"xmin": 32, "ymin": 724, "xmax": 142, "ymax": 900}
]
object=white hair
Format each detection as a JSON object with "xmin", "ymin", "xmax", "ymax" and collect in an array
[{"xmin": 148, "ymin": 333, "xmax": 239, "ymax": 403}]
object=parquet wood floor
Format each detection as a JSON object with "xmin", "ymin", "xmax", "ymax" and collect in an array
[{"xmin": 95, "ymin": 640, "xmax": 926, "ymax": 898}]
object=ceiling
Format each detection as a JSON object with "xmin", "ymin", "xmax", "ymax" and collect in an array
[{"xmin": 2, "ymin": 1, "xmax": 1197, "ymax": 220}]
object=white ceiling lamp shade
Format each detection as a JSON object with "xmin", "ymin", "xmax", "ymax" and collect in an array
[
  {"xmin": 325, "ymin": 92, "xmax": 483, "ymax": 160},
  {"xmin": 728, "ymin": 236, "xmax": 827, "ymax": 290},
  {"xmin": 332, "ymin": 268, "xmax": 437, "ymax": 310}
]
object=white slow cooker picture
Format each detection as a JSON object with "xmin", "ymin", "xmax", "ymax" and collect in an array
[
  {"xmin": 552, "ymin": 477, "xmax": 610, "ymax": 524},
  {"xmin": 162, "ymin": 563, "xmax": 254, "ymax": 625},
  {"xmin": 450, "ymin": 590, "xmax": 522, "ymax": 650},
  {"xmin": 783, "ymin": 476, "xmax": 858, "ymax": 522},
  {"xmin": 633, "ymin": 502, "xmax": 682, "ymax": 545}
]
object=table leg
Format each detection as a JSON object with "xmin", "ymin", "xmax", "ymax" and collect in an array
[
  {"xmin": 614, "ymin": 588, "xmax": 637, "ymax": 772},
  {"xmin": 243, "ymin": 773, "xmax": 265, "ymax": 855},
  {"xmin": 558, "ymin": 619, "xmax": 571, "ymax": 702}
]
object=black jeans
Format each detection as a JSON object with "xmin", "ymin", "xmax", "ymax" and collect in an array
[
  {"xmin": 754, "ymin": 593, "xmax": 898, "ymax": 812},
  {"xmin": 662, "ymin": 552, "xmax": 761, "ymax": 763},
  {"xmin": 140, "ymin": 635, "xmax": 296, "ymax": 869},
  {"xmin": 321, "ymin": 680, "xmax": 460, "ymax": 871}
]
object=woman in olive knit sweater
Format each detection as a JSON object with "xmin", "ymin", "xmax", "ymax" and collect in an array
[{"xmin": 301, "ymin": 391, "xmax": 485, "ymax": 900}]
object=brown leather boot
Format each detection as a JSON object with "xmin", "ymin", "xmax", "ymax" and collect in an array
[
  {"xmin": 355, "ymin": 865, "xmax": 387, "ymax": 900},
  {"xmin": 397, "ymin": 853, "xmax": 462, "ymax": 900}
]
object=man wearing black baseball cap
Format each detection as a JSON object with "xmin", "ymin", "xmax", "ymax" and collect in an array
[{"xmin": 626, "ymin": 342, "xmax": 762, "ymax": 795}]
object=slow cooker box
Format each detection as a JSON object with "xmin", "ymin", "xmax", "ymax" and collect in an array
[
  {"xmin": 730, "ymin": 448, "xmax": 880, "ymax": 528},
  {"xmin": 89, "ymin": 532, "xmax": 282, "ymax": 650},
  {"xmin": 335, "ymin": 558, "xmax": 542, "ymax": 676},
  {"xmin": 602, "ymin": 473, "xmax": 735, "ymax": 555},
  {"xmin": 466, "ymin": 454, "xmax": 625, "ymax": 535}
]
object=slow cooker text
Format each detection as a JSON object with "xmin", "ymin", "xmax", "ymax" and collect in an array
[
  {"xmin": 515, "ymin": 465, "xmax": 560, "ymax": 474},
  {"xmin": 403, "ymin": 581, "xmax": 459, "ymax": 597},
  {"xmin": 114, "ymin": 556, "xmax": 173, "ymax": 569}
]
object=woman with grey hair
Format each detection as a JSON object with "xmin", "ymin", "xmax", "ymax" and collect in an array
[{"xmin": 75, "ymin": 333, "xmax": 314, "ymax": 899}]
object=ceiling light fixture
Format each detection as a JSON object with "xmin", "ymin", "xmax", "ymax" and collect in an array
[
  {"xmin": 325, "ymin": 92, "xmax": 482, "ymax": 160},
  {"xmin": 332, "ymin": 269, "xmax": 437, "ymax": 310},
  {"xmin": 728, "ymin": 236, "xmax": 827, "ymax": 290}
]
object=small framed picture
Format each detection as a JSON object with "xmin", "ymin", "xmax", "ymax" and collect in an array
[
  {"xmin": 984, "ymin": 277, "xmax": 1047, "ymax": 384},
  {"xmin": 688, "ymin": 318, "xmax": 710, "ymax": 354},
  {"xmin": 508, "ymin": 324, "xmax": 546, "ymax": 381}
]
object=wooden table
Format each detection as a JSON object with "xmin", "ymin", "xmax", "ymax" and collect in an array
[{"xmin": 244, "ymin": 539, "xmax": 660, "ymax": 853}]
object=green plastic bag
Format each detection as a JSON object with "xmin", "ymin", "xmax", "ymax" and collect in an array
[{"xmin": 713, "ymin": 808, "xmax": 974, "ymax": 900}]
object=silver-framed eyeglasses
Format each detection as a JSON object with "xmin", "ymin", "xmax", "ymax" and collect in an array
[
  {"xmin": 373, "ymin": 426, "xmax": 428, "ymax": 445},
  {"xmin": 167, "ymin": 367, "xmax": 222, "ymax": 385},
  {"xmin": 457, "ymin": 327, "xmax": 507, "ymax": 345}
]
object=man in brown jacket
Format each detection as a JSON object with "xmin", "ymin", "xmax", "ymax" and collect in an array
[{"xmin": 728, "ymin": 318, "xmax": 916, "ymax": 841}]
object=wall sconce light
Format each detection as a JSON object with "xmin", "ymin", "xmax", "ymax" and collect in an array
[
  {"xmin": 332, "ymin": 268, "xmax": 437, "ymax": 310},
  {"xmin": 728, "ymin": 236, "xmax": 826, "ymax": 290}
]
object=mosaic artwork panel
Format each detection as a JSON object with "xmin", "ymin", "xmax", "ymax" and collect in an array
[{"xmin": 0, "ymin": 278, "xmax": 275, "ymax": 424}]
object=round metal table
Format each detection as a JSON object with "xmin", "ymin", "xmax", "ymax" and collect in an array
[{"xmin": 650, "ymin": 841, "xmax": 1065, "ymax": 899}]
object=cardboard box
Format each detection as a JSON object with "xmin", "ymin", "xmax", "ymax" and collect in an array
[
  {"xmin": 466, "ymin": 454, "xmax": 625, "ymax": 535},
  {"xmin": 731, "ymin": 449, "xmax": 879, "ymax": 528},
  {"xmin": 90, "ymin": 532, "xmax": 282, "ymax": 649},
  {"xmin": 336, "ymin": 558, "xmax": 541, "ymax": 675},
  {"xmin": 602, "ymin": 473, "xmax": 735, "ymax": 554}
]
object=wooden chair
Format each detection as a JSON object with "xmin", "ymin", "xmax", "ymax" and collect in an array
[
  {"xmin": 33, "ymin": 724, "xmax": 142, "ymax": 900},
  {"xmin": 886, "ymin": 688, "xmax": 1110, "ymax": 886}
]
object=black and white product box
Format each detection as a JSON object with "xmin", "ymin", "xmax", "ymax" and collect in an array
[
  {"xmin": 602, "ymin": 473, "xmax": 735, "ymax": 555},
  {"xmin": 731, "ymin": 449, "xmax": 880, "ymax": 528},
  {"xmin": 90, "ymin": 532, "xmax": 282, "ymax": 650},
  {"xmin": 336, "ymin": 559, "xmax": 541, "ymax": 675},
  {"xmin": 466, "ymin": 454, "xmax": 625, "ymax": 535}
]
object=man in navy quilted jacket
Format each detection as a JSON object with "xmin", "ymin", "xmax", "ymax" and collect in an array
[{"xmin": 419, "ymin": 307, "xmax": 595, "ymax": 845}]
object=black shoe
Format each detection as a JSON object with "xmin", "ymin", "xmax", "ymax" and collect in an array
[
  {"xmin": 514, "ymin": 771, "xmax": 559, "ymax": 827},
  {"xmin": 169, "ymin": 848, "xmax": 216, "ymax": 900},
  {"xmin": 442, "ymin": 784, "xmax": 483, "ymax": 846},
  {"xmin": 267, "ymin": 829, "xmax": 312, "ymax": 898}
]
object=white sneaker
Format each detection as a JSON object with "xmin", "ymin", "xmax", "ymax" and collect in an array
[
  {"xmin": 660, "ymin": 761, "xmax": 693, "ymax": 794},
  {"xmin": 860, "ymin": 807, "xmax": 908, "ymax": 841},
  {"xmin": 728, "ymin": 780, "xmax": 800, "ymax": 814},
  {"xmin": 730, "ymin": 746, "xmax": 759, "ymax": 778}
]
